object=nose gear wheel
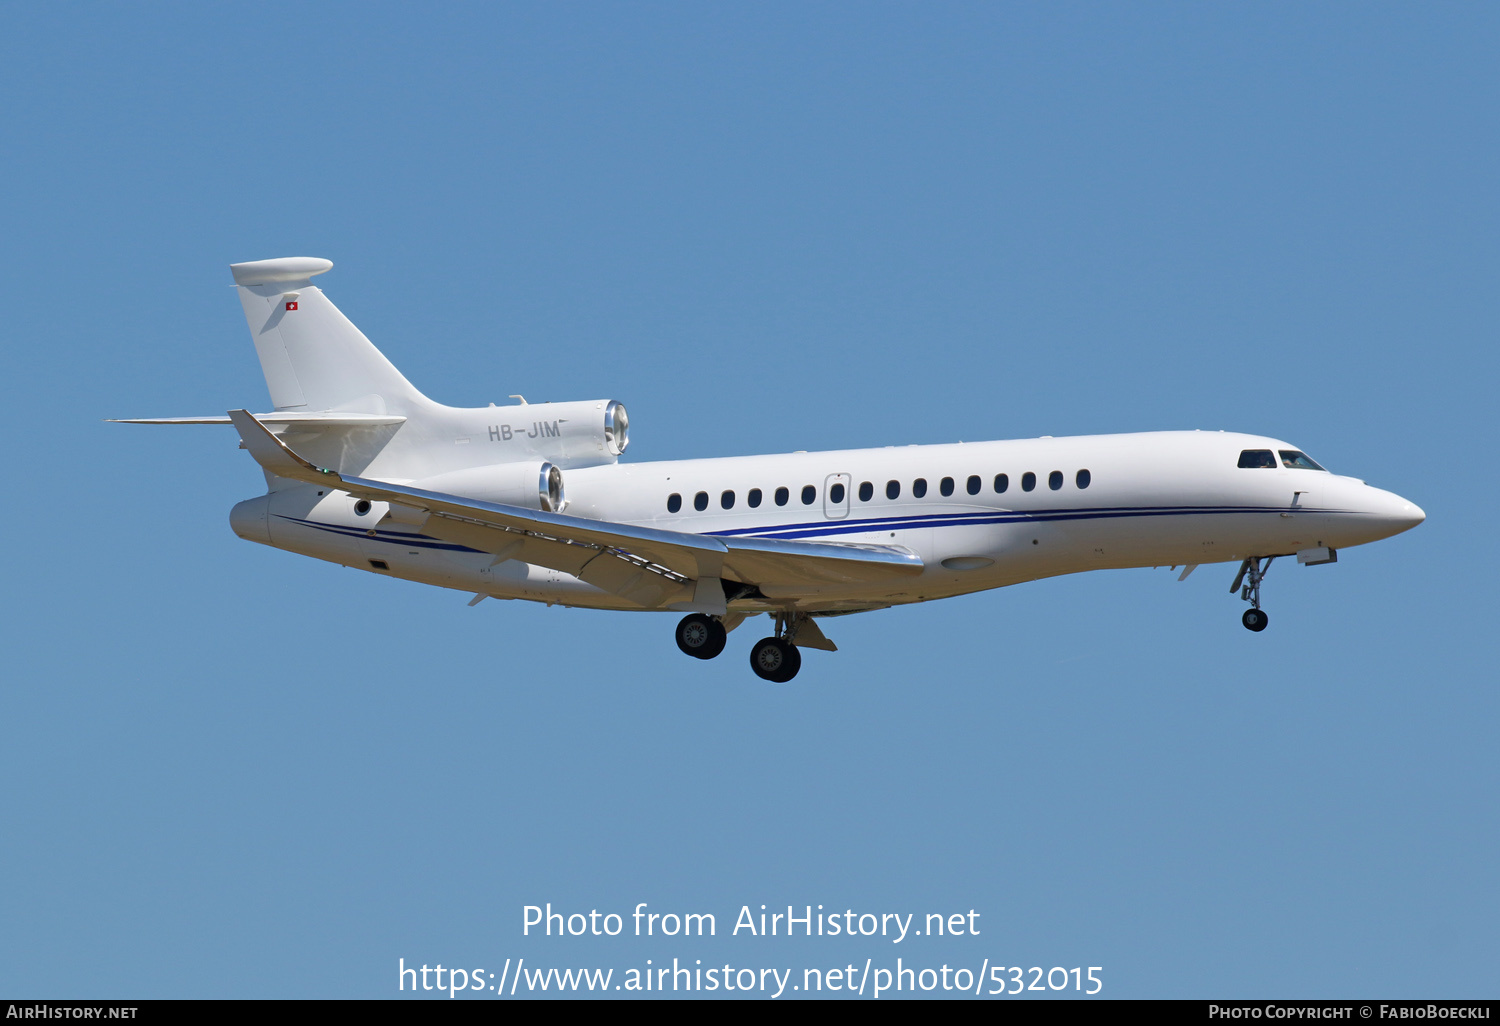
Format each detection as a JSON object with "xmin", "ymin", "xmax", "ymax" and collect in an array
[{"xmin": 1231, "ymin": 557, "xmax": 1276, "ymax": 632}]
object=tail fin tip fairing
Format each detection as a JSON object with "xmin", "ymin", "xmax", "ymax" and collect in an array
[{"xmin": 229, "ymin": 257, "xmax": 334, "ymax": 286}]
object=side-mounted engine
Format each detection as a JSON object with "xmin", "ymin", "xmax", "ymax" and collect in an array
[{"xmin": 412, "ymin": 460, "xmax": 567, "ymax": 512}]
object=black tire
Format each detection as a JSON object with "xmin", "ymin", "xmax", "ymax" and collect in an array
[
  {"xmin": 774, "ymin": 642, "xmax": 802, "ymax": 682},
  {"xmin": 749, "ymin": 637, "xmax": 801, "ymax": 682},
  {"xmin": 1242, "ymin": 608, "xmax": 1269, "ymax": 632},
  {"xmin": 676, "ymin": 614, "xmax": 727, "ymax": 659}
]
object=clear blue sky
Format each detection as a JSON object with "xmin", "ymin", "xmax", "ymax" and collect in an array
[{"xmin": 1, "ymin": 2, "xmax": 1494, "ymax": 998}]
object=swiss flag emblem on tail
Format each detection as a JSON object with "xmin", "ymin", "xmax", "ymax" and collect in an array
[{"xmin": 285, "ymin": 301, "xmax": 298, "ymax": 311}]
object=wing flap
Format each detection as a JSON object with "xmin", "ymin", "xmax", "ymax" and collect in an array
[
  {"xmin": 576, "ymin": 551, "xmax": 693, "ymax": 608},
  {"xmin": 418, "ymin": 514, "xmax": 603, "ymax": 578}
]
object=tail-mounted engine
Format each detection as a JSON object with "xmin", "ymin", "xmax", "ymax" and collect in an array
[
  {"xmin": 413, "ymin": 460, "xmax": 567, "ymax": 512},
  {"xmin": 472, "ymin": 399, "xmax": 628, "ymax": 469},
  {"xmin": 398, "ymin": 400, "xmax": 629, "ymax": 505}
]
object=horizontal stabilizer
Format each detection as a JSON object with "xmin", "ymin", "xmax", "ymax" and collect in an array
[{"xmin": 225, "ymin": 410, "xmax": 924, "ymax": 606}]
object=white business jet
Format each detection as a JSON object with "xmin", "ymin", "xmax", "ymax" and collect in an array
[{"xmin": 116, "ymin": 257, "xmax": 1425, "ymax": 682}]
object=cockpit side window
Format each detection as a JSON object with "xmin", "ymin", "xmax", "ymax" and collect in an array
[
  {"xmin": 1279, "ymin": 450, "xmax": 1326, "ymax": 471},
  {"xmin": 1238, "ymin": 449, "xmax": 1276, "ymax": 469}
]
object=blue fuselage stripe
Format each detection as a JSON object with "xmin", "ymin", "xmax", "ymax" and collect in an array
[
  {"xmin": 273, "ymin": 515, "xmax": 484, "ymax": 553},
  {"xmin": 276, "ymin": 504, "xmax": 1339, "ymax": 554},
  {"xmin": 704, "ymin": 504, "xmax": 1337, "ymax": 541}
]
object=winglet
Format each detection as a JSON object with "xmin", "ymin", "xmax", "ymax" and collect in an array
[{"xmin": 227, "ymin": 409, "xmax": 340, "ymax": 486}]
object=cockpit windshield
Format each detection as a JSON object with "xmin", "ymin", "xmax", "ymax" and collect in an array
[
  {"xmin": 1239, "ymin": 448, "xmax": 1329, "ymax": 471},
  {"xmin": 1279, "ymin": 450, "xmax": 1326, "ymax": 471}
]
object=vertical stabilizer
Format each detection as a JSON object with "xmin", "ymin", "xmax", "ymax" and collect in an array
[{"xmin": 230, "ymin": 257, "xmax": 428, "ymax": 413}]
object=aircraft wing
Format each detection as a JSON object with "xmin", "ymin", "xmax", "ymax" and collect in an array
[{"xmin": 227, "ymin": 410, "xmax": 923, "ymax": 612}]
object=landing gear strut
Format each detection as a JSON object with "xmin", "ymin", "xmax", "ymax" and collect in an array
[
  {"xmin": 1231, "ymin": 557, "xmax": 1275, "ymax": 632},
  {"xmin": 748, "ymin": 612, "xmax": 804, "ymax": 682},
  {"xmin": 675, "ymin": 613, "xmax": 727, "ymax": 659}
]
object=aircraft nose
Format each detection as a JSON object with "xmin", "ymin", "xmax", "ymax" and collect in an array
[{"xmin": 1364, "ymin": 486, "xmax": 1425, "ymax": 536}]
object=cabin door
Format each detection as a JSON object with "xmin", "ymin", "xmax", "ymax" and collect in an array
[{"xmin": 823, "ymin": 473, "xmax": 851, "ymax": 520}]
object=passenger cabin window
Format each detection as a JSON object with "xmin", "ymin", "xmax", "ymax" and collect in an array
[
  {"xmin": 801, "ymin": 485, "xmax": 816, "ymax": 505},
  {"xmin": 693, "ymin": 491, "xmax": 709, "ymax": 511},
  {"xmin": 1076, "ymin": 469, "xmax": 1091, "ymax": 489},
  {"xmin": 1022, "ymin": 472, "xmax": 1036, "ymax": 492},
  {"xmin": 1238, "ymin": 449, "xmax": 1276, "ymax": 469},
  {"xmin": 913, "ymin": 478, "xmax": 928, "ymax": 498},
  {"xmin": 721, "ymin": 490, "xmax": 735, "ymax": 510},
  {"xmin": 748, "ymin": 488, "xmax": 762, "ymax": 508},
  {"xmin": 994, "ymin": 473, "xmax": 1009, "ymax": 493},
  {"xmin": 667, "ymin": 493, "xmax": 682, "ymax": 513},
  {"xmin": 859, "ymin": 481, "xmax": 873, "ymax": 502},
  {"xmin": 886, "ymin": 480, "xmax": 901, "ymax": 500},
  {"xmin": 967, "ymin": 475, "xmax": 981, "ymax": 495},
  {"xmin": 775, "ymin": 486, "xmax": 790, "ymax": 507},
  {"xmin": 1280, "ymin": 450, "xmax": 1327, "ymax": 471},
  {"xmin": 940, "ymin": 476, "xmax": 954, "ymax": 496},
  {"xmin": 1048, "ymin": 470, "xmax": 1063, "ymax": 490},
  {"xmin": 830, "ymin": 483, "xmax": 845, "ymax": 503}
]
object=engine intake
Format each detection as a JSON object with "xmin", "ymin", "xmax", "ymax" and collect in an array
[{"xmin": 604, "ymin": 400, "xmax": 629, "ymax": 456}]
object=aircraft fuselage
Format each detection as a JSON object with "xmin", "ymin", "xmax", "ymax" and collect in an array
[{"xmin": 232, "ymin": 429, "xmax": 1423, "ymax": 614}]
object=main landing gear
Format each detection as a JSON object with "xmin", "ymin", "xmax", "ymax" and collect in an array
[
  {"xmin": 1231, "ymin": 557, "xmax": 1275, "ymax": 632},
  {"xmin": 748, "ymin": 612, "xmax": 804, "ymax": 683},
  {"xmin": 672, "ymin": 611, "xmax": 807, "ymax": 682},
  {"xmin": 748, "ymin": 635, "xmax": 801, "ymax": 683},
  {"xmin": 674, "ymin": 613, "xmax": 726, "ymax": 660}
]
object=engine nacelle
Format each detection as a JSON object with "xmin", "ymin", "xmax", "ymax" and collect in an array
[
  {"xmin": 469, "ymin": 399, "xmax": 629, "ymax": 469},
  {"xmin": 413, "ymin": 460, "xmax": 566, "ymax": 512}
]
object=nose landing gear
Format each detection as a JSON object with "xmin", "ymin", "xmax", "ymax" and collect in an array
[{"xmin": 1231, "ymin": 557, "xmax": 1275, "ymax": 632}]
